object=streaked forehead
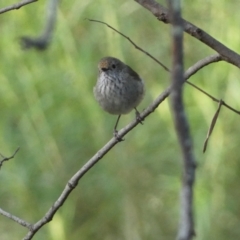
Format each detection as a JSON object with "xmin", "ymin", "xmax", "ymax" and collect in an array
[{"xmin": 98, "ymin": 58, "xmax": 111, "ymax": 69}]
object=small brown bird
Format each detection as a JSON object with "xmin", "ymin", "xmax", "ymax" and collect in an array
[{"xmin": 94, "ymin": 57, "xmax": 145, "ymax": 139}]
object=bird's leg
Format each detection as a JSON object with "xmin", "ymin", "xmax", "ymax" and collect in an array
[
  {"xmin": 113, "ymin": 115, "xmax": 124, "ymax": 141},
  {"xmin": 134, "ymin": 108, "xmax": 144, "ymax": 125}
]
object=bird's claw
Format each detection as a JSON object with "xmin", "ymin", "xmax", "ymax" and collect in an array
[
  {"xmin": 113, "ymin": 129, "xmax": 124, "ymax": 142},
  {"xmin": 135, "ymin": 110, "xmax": 144, "ymax": 125}
]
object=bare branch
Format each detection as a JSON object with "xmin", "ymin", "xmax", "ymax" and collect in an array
[
  {"xmin": 185, "ymin": 55, "xmax": 240, "ymax": 115},
  {"xmin": 184, "ymin": 55, "xmax": 221, "ymax": 81},
  {"xmin": 0, "ymin": 207, "xmax": 32, "ymax": 229},
  {"xmin": 185, "ymin": 82, "xmax": 240, "ymax": 115},
  {"xmin": 22, "ymin": 89, "xmax": 171, "ymax": 239},
  {"xmin": 168, "ymin": 1, "xmax": 196, "ymax": 239},
  {"xmin": 203, "ymin": 100, "xmax": 223, "ymax": 153},
  {"xmin": 0, "ymin": 147, "xmax": 20, "ymax": 169},
  {"xmin": 184, "ymin": 54, "xmax": 222, "ymax": 80},
  {"xmin": 134, "ymin": 0, "xmax": 240, "ymax": 68},
  {"xmin": 20, "ymin": 0, "xmax": 58, "ymax": 50},
  {"xmin": 221, "ymin": 101, "xmax": 240, "ymax": 115},
  {"xmin": 0, "ymin": 54, "xmax": 217, "ymax": 239},
  {"xmin": 21, "ymin": 54, "xmax": 223, "ymax": 239},
  {"xmin": 0, "ymin": 0, "xmax": 37, "ymax": 14},
  {"xmin": 88, "ymin": 18, "xmax": 170, "ymax": 72},
  {"xmin": 185, "ymin": 54, "xmax": 224, "ymax": 101}
]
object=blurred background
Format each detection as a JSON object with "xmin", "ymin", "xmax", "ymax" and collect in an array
[{"xmin": 0, "ymin": 0, "xmax": 240, "ymax": 239}]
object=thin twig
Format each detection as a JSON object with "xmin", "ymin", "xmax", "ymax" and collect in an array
[
  {"xmin": 203, "ymin": 100, "xmax": 223, "ymax": 153},
  {"xmin": 185, "ymin": 82, "xmax": 240, "ymax": 115},
  {"xmin": 221, "ymin": 101, "xmax": 240, "ymax": 115},
  {"xmin": 184, "ymin": 54, "xmax": 222, "ymax": 80},
  {"xmin": 0, "ymin": 147, "xmax": 20, "ymax": 169},
  {"xmin": 0, "ymin": 207, "xmax": 32, "ymax": 229},
  {"xmin": 186, "ymin": 81, "xmax": 219, "ymax": 101},
  {"xmin": 0, "ymin": 0, "xmax": 37, "ymax": 14},
  {"xmin": 88, "ymin": 18, "xmax": 170, "ymax": 72}
]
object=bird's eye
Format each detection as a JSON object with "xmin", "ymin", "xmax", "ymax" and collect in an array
[{"xmin": 112, "ymin": 64, "xmax": 116, "ymax": 69}]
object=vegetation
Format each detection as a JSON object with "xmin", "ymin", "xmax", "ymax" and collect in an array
[{"xmin": 0, "ymin": 0, "xmax": 240, "ymax": 239}]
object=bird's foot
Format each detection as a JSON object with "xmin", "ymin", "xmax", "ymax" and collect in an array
[
  {"xmin": 113, "ymin": 129, "xmax": 124, "ymax": 142},
  {"xmin": 135, "ymin": 109, "xmax": 144, "ymax": 125}
]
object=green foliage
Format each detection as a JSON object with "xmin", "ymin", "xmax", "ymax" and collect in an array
[{"xmin": 0, "ymin": 0, "xmax": 240, "ymax": 239}]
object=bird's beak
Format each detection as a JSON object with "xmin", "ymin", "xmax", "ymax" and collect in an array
[{"xmin": 101, "ymin": 67, "xmax": 108, "ymax": 72}]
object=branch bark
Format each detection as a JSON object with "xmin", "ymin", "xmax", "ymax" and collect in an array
[
  {"xmin": 134, "ymin": 0, "xmax": 240, "ymax": 68},
  {"xmin": 168, "ymin": 0, "xmax": 196, "ymax": 239},
  {"xmin": 0, "ymin": 147, "xmax": 20, "ymax": 169},
  {"xmin": 0, "ymin": 0, "xmax": 37, "ymax": 14},
  {"xmin": 0, "ymin": 207, "xmax": 31, "ymax": 229}
]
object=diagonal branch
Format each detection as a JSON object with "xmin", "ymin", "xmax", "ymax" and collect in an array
[
  {"xmin": 184, "ymin": 55, "xmax": 240, "ymax": 115},
  {"xmin": 88, "ymin": 18, "xmax": 170, "ymax": 72},
  {"xmin": 0, "ymin": 53, "xmax": 219, "ymax": 240},
  {"xmin": 21, "ymin": 54, "xmax": 220, "ymax": 240},
  {"xmin": 22, "ymin": 93, "xmax": 170, "ymax": 239},
  {"xmin": 203, "ymin": 100, "xmax": 223, "ymax": 153},
  {"xmin": 0, "ymin": 147, "xmax": 20, "ymax": 169},
  {"xmin": 0, "ymin": 207, "xmax": 32, "ymax": 229},
  {"xmin": 134, "ymin": 0, "xmax": 240, "ymax": 68},
  {"xmin": 0, "ymin": 0, "xmax": 37, "ymax": 14},
  {"xmin": 184, "ymin": 54, "xmax": 222, "ymax": 79}
]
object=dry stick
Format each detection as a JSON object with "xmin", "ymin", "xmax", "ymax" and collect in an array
[
  {"xmin": 88, "ymin": 18, "xmax": 170, "ymax": 72},
  {"xmin": 134, "ymin": 0, "xmax": 240, "ymax": 68},
  {"xmin": 186, "ymin": 63, "xmax": 240, "ymax": 113},
  {"xmin": 21, "ymin": 55, "xmax": 221, "ymax": 240},
  {"xmin": 0, "ymin": 207, "xmax": 32, "ymax": 229},
  {"xmin": 88, "ymin": 19, "xmax": 240, "ymax": 115},
  {"xmin": 184, "ymin": 55, "xmax": 221, "ymax": 78},
  {"xmin": 203, "ymin": 100, "xmax": 223, "ymax": 153},
  {"xmin": 0, "ymin": 0, "xmax": 37, "ymax": 14},
  {"xmin": 168, "ymin": 1, "xmax": 196, "ymax": 239},
  {"xmin": 0, "ymin": 147, "xmax": 20, "ymax": 169},
  {"xmin": 186, "ymin": 82, "xmax": 240, "ymax": 115}
]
